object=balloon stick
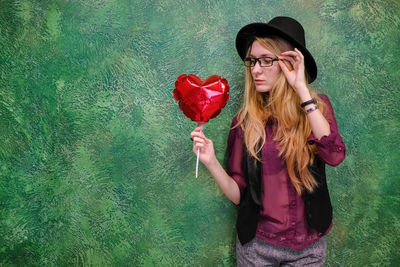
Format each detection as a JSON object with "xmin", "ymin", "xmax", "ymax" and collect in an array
[{"xmin": 196, "ymin": 122, "xmax": 205, "ymax": 178}]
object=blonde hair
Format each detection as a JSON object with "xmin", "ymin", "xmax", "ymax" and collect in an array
[{"xmin": 235, "ymin": 37, "xmax": 325, "ymax": 195}]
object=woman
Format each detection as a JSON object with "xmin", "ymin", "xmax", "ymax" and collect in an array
[{"xmin": 191, "ymin": 16, "xmax": 345, "ymax": 266}]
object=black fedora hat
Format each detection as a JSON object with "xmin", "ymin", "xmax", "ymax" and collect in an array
[{"xmin": 236, "ymin": 16, "xmax": 317, "ymax": 83}]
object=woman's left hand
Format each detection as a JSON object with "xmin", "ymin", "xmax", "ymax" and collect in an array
[{"xmin": 278, "ymin": 48, "xmax": 308, "ymax": 95}]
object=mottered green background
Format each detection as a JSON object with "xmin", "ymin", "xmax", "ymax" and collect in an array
[{"xmin": 1, "ymin": 0, "xmax": 399, "ymax": 266}]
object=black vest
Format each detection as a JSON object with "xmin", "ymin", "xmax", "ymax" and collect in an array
[{"xmin": 236, "ymin": 146, "xmax": 332, "ymax": 245}]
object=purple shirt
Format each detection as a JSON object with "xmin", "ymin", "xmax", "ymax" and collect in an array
[{"xmin": 227, "ymin": 94, "xmax": 346, "ymax": 250}]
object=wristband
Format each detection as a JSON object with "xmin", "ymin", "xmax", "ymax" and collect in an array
[
  {"xmin": 300, "ymin": 98, "xmax": 317, "ymax": 108},
  {"xmin": 305, "ymin": 105, "xmax": 319, "ymax": 113}
]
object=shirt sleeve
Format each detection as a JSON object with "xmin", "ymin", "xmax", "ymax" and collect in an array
[
  {"xmin": 308, "ymin": 94, "xmax": 346, "ymax": 166},
  {"xmin": 227, "ymin": 116, "xmax": 247, "ymax": 201}
]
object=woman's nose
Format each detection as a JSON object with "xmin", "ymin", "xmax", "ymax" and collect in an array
[{"xmin": 252, "ymin": 61, "xmax": 263, "ymax": 74}]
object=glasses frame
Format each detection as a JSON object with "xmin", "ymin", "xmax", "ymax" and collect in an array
[{"xmin": 244, "ymin": 57, "xmax": 280, "ymax": 67}]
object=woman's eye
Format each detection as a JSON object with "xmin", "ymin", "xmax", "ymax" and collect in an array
[{"xmin": 261, "ymin": 58, "xmax": 272, "ymax": 64}]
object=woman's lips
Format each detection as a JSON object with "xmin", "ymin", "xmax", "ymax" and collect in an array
[{"xmin": 255, "ymin": 79, "xmax": 264, "ymax": 84}]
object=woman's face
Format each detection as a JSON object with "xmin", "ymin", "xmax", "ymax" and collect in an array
[{"xmin": 250, "ymin": 40, "xmax": 281, "ymax": 93}]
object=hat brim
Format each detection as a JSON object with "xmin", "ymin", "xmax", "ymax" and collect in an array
[{"xmin": 236, "ymin": 23, "xmax": 317, "ymax": 83}]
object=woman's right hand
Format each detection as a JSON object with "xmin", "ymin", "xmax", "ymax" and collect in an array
[
  {"xmin": 190, "ymin": 127, "xmax": 216, "ymax": 167},
  {"xmin": 190, "ymin": 126, "xmax": 241, "ymax": 205}
]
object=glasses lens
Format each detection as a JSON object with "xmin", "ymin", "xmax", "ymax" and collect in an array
[
  {"xmin": 244, "ymin": 58, "xmax": 254, "ymax": 67},
  {"xmin": 260, "ymin": 57, "xmax": 273, "ymax": 67}
]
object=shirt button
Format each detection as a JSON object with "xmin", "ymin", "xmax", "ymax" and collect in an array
[{"xmin": 291, "ymin": 222, "xmax": 296, "ymax": 226}]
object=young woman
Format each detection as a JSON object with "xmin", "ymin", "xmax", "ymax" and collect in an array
[{"xmin": 191, "ymin": 17, "xmax": 345, "ymax": 266}]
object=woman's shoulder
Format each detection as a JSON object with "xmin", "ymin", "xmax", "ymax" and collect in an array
[
  {"xmin": 228, "ymin": 114, "xmax": 243, "ymax": 136},
  {"xmin": 317, "ymin": 93, "xmax": 330, "ymax": 103},
  {"xmin": 231, "ymin": 114, "xmax": 240, "ymax": 126},
  {"xmin": 317, "ymin": 93, "xmax": 335, "ymax": 109},
  {"xmin": 227, "ymin": 115, "xmax": 243, "ymax": 147},
  {"xmin": 316, "ymin": 93, "xmax": 339, "ymax": 119}
]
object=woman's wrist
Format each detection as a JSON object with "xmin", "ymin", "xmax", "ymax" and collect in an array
[
  {"xmin": 295, "ymin": 85, "xmax": 312, "ymax": 101},
  {"xmin": 301, "ymin": 98, "xmax": 317, "ymax": 108},
  {"xmin": 204, "ymin": 154, "xmax": 219, "ymax": 170}
]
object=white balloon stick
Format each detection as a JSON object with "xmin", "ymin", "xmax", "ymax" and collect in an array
[{"xmin": 196, "ymin": 122, "xmax": 205, "ymax": 178}]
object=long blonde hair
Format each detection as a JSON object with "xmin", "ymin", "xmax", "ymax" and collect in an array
[{"xmin": 235, "ymin": 36, "xmax": 324, "ymax": 195}]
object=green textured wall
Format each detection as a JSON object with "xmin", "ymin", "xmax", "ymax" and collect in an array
[{"xmin": 0, "ymin": 0, "xmax": 399, "ymax": 266}]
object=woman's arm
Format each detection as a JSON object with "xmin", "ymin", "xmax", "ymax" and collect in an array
[
  {"xmin": 307, "ymin": 94, "xmax": 346, "ymax": 166},
  {"xmin": 296, "ymin": 87, "xmax": 331, "ymax": 140},
  {"xmin": 191, "ymin": 127, "xmax": 241, "ymax": 205},
  {"xmin": 279, "ymin": 48, "xmax": 330, "ymax": 140},
  {"xmin": 279, "ymin": 48, "xmax": 346, "ymax": 166}
]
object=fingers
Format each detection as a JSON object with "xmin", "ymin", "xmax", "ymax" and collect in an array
[
  {"xmin": 192, "ymin": 136, "xmax": 205, "ymax": 145},
  {"xmin": 281, "ymin": 48, "xmax": 304, "ymax": 57},
  {"xmin": 279, "ymin": 55, "xmax": 298, "ymax": 66},
  {"xmin": 190, "ymin": 127, "xmax": 204, "ymax": 138},
  {"xmin": 280, "ymin": 51, "xmax": 298, "ymax": 59},
  {"xmin": 294, "ymin": 48, "xmax": 304, "ymax": 58},
  {"xmin": 280, "ymin": 48, "xmax": 304, "ymax": 63},
  {"xmin": 190, "ymin": 130, "xmax": 206, "ymax": 140},
  {"xmin": 279, "ymin": 56, "xmax": 295, "ymax": 66},
  {"xmin": 192, "ymin": 136, "xmax": 208, "ymax": 153},
  {"xmin": 278, "ymin": 60, "xmax": 291, "ymax": 77},
  {"xmin": 190, "ymin": 129, "xmax": 210, "ymax": 150},
  {"xmin": 192, "ymin": 135, "xmax": 210, "ymax": 147}
]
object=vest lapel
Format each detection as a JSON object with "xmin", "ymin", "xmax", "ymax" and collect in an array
[{"xmin": 243, "ymin": 143, "xmax": 263, "ymax": 206}]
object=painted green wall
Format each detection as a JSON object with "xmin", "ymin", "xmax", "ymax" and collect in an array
[{"xmin": 0, "ymin": 0, "xmax": 399, "ymax": 265}]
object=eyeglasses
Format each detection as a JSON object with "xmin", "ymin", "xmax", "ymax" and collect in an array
[{"xmin": 244, "ymin": 57, "xmax": 279, "ymax": 67}]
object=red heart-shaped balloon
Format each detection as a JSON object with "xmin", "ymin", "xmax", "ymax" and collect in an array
[{"xmin": 173, "ymin": 74, "xmax": 230, "ymax": 122}]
